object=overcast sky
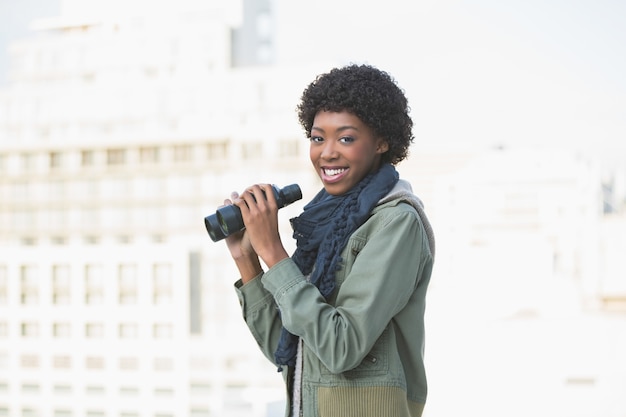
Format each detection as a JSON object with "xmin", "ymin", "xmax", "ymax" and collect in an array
[{"xmin": 1, "ymin": 0, "xmax": 624, "ymax": 162}]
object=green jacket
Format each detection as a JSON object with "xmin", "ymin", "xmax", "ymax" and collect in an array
[{"xmin": 235, "ymin": 181, "xmax": 435, "ymax": 417}]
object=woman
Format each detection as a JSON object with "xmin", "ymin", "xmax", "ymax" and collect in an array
[{"xmin": 223, "ymin": 64, "xmax": 435, "ymax": 417}]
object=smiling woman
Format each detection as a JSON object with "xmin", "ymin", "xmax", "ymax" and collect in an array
[{"xmin": 219, "ymin": 64, "xmax": 436, "ymax": 417}]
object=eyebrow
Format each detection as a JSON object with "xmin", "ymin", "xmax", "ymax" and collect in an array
[{"xmin": 311, "ymin": 125, "xmax": 359, "ymax": 134}]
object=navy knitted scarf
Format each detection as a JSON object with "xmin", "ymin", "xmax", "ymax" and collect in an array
[{"xmin": 274, "ymin": 164, "xmax": 399, "ymax": 369}]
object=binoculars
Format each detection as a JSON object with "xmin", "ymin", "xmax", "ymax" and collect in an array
[{"xmin": 204, "ymin": 184, "xmax": 302, "ymax": 242}]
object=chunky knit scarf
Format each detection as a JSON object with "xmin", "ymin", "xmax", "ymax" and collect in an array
[{"xmin": 274, "ymin": 164, "xmax": 399, "ymax": 369}]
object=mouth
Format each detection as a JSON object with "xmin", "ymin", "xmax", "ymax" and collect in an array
[{"xmin": 321, "ymin": 167, "xmax": 348, "ymax": 183}]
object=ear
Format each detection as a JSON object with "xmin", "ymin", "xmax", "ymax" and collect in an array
[{"xmin": 376, "ymin": 139, "xmax": 389, "ymax": 154}]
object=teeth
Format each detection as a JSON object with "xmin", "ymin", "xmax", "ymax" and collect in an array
[{"xmin": 324, "ymin": 168, "xmax": 346, "ymax": 176}]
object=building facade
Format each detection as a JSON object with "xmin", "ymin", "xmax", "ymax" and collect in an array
[{"xmin": 1, "ymin": 1, "xmax": 625, "ymax": 416}]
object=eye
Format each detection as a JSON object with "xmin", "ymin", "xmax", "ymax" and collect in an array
[
  {"xmin": 310, "ymin": 136, "xmax": 324, "ymax": 143},
  {"xmin": 339, "ymin": 136, "xmax": 355, "ymax": 144}
]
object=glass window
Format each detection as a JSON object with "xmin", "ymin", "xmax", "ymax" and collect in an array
[
  {"xmin": 118, "ymin": 264, "xmax": 137, "ymax": 305},
  {"xmin": 241, "ymin": 142, "xmax": 262, "ymax": 159},
  {"xmin": 140, "ymin": 146, "xmax": 159, "ymax": 163},
  {"xmin": 20, "ymin": 355, "xmax": 40, "ymax": 368},
  {"xmin": 119, "ymin": 323, "xmax": 138, "ymax": 339},
  {"xmin": 52, "ymin": 356, "xmax": 71, "ymax": 369},
  {"xmin": 153, "ymin": 323, "xmax": 173, "ymax": 339},
  {"xmin": 106, "ymin": 148, "xmax": 126, "ymax": 165},
  {"xmin": 20, "ymin": 322, "xmax": 39, "ymax": 338},
  {"xmin": 53, "ymin": 385, "xmax": 72, "ymax": 394},
  {"xmin": 21, "ymin": 383, "xmax": 40, "ymax": 393},
  {"xmin": 20, "ymin": 153, "xmax": 37, "ymax": 173},
  {"xmin": 172, "ymin": 144, "xmax": 193, "ymax": 162},
  {"xmin": 85, "ymin": 357, "xmax": 104, "ymax": 370},
  {"xmin": 153, "ymin": 264, "xmax": 172, "ymax": 305},
  {"xmin": 118, "ymin": 357, "xmax": 138, "ymax": 370},
  {"xmin": 206, "ymin": 142, "xmax": 228, "ymax": 160},
  {"xmin": 49, "ymin": 151, "xmax": 63, "ymax": 170},
  {"xmin": 0, "ymin": 266, "xmax": 7, "ymax": 305},
  {"xmin": 85, "ymin": 264, "xmax": 104, "ymax": 305},
  {"xmin": 53, "ymin": 322, "xmax": 71, "ymax": 338},
  {"xmin": 20, "ymin": 265, "xmax": 39, "ymax": 305},
  {"xmin": 153, "ymin": 357, "xmax": 173, "ymax": 371},
  {"xmin": 85, "ymin": 323, "xmax": 104, "ymax": 338},
  {"xmin": 81, "ymin": 150, "xmax": 95, "ymax": 167},
  {"xmin": 85, "ymin": 386, "xmax": 105, "ymax": 395},
  {"xmin": 52, "ymin": 265, "xmax": 71, "ymax": 304}
]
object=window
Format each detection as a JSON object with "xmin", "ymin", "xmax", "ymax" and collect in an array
[
  {"xmin": 20, "ymin": 355, "xmax": 40, "ymax": 368},
  {"xmin": 154, "ymin": 387, "xmax": 174, "ymax": 396},
  {"xmin": 85, "ymin": 386, "xmax": 105, "ymax": 396},
  {"xmin": 49, "ymin": 151, "xmax": 63, "ymax": 170},
  {"xmin": 153, "ymin": 264, "xmax": 172, "ymax": 305},
  {"xmin": 119, "ymin": 357, "xmax": 138, "ymax": 370},
  {"xmin": 53, "ymin": 322, "xmax": 71, "ymax": 338},
  {"xmin": 140, "ymin": 146, "xmax": 159, "ymax": 163},
  {"xmin": 153, "ymin": 323, "xmax": 173, "ymax": 339},
  {"xmin": 172, "ymin": 144, "xmax": 192, "ymax": 162},
  {"xmin": 241, "ymin": 142, "xmax": 262, "ymax": 159},
  {"xmin": 0, "ymin": 266, "xmax": 7, "ymax": 304},
  {"xmin": 20, "ymin": 322, "xmax": 39, "ymax": 338},
  {"xmin": 106, "ymin": 148, "xmax": 126, "ymax": 166},
  {"xmin": 81, "ymin": 150, "xmax": 95, "ymax": 167},
  {"xmin": 52, "ymin": 356, "xmax": 71, "ymax": 369},
  {"xmin": 85, "ymin": 323, "xmax": 104, "ymax": 338},
  {"xmin": 119, "ymin": 323, "xmax": 138, "ymax": 339},
  {"xmin": 20, "ymin": 153, "xmax": 37, "ymax": 173},
  {"xmin": 0, "ymin": 154, "xmax": 6, "ymax": 174},
  {"xmin": 52, "ymin": 265, "xmax": 71, "ymax": 304},
  {"xmin": 120, "ymin": 387, "xmax": 139, "ymax": 397},
  {"xmin": 190, "ymin": 382, "xmax": 211, "ymax": 395},
  {"xmin": 53, "ymin": 385, "xmax": 72, "ymax": 394},
  {"xmin": 21, "ymin": 408, "xmax": 39, "ymax": 417},
  {"xmin": 21, "ymin": 383, "xmax": 40, "ymax": 394},
  {"xmin": 153, "ymin": 357, "xmax": 173, "ymax": 371},
  {"xmin": 84, "ymin": 264, "xmax": 104, "ymax": 305},
  {"xmin": 206, "ymin": 142, "xmax": 228, "ymax": 160},
  {"xmin": 118, "ymin": 264, "xmax": 137, "ymax": 304},
  {"xmin": 20, "ymin": 265, "xmax": 39, "ymax": 305},
  {"xmin": 85, "ymin": 357, "xmax": 104, "ymax": 370}
]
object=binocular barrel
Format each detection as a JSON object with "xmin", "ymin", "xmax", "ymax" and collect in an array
[{"xmin": 204, "ymin": 184, "xmax": 302, "ymax": 242}]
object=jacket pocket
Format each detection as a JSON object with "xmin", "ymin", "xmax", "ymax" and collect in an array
[
  {"xmin": 321, "ymin": 327, "xmax": 389, "ymax": 378},
  {"xmin": 334, "ymin": 235, "xmax": 366, "ymax": 288}
]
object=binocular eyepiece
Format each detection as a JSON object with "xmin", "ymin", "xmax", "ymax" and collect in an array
[{"xmin": 204, "ymin": 184, "xmax": 302, "ymax": 242}]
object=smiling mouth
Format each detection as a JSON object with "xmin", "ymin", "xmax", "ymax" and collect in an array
[{"xmin": 323, "ymin": 168, "xmax": 347, "ymax": 176}]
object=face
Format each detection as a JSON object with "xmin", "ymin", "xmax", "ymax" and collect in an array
[{"xmin": 309, "ymin": 110, "xmax": 389, "ymax": 196}]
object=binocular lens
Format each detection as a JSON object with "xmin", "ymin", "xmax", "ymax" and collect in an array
[
  {"xmin": 216, "ymin": 205, "xmax": 241, "ymax": 236},
  {"xmin": 204, "ymin": 214, "xmax": 226, "ymax": 241}
]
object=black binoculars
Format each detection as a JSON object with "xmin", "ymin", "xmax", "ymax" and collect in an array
[{"xmin": 204, "ymin": 184, "xmax": 302, "ymax": 242}]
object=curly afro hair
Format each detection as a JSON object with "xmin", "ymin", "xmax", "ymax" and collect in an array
[{"xmin": 297, "ymin": 64, "xmax": 414, "ymax": 166}]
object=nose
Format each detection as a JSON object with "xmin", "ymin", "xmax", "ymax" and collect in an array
[{"xmin": 320, "ymin": 140, "xmax": 338, "ymax": 160}]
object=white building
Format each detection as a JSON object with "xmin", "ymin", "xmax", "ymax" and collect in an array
[
  {"xmin": 1, "ymin": 1, "xmax": 625, "ymax": 416},
  {"xmin": 0, "ymin": 1, "xmax": 322, "ymax": 416}
]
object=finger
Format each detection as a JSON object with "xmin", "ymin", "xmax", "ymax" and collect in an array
[{"xmin": 259, "ymin": 184, "xmax": 277, "ymax": 206}]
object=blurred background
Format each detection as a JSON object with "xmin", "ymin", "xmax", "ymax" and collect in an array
[{"xmin": 0, "ymin": 0, "xmax": 625, "ymax": 416}]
